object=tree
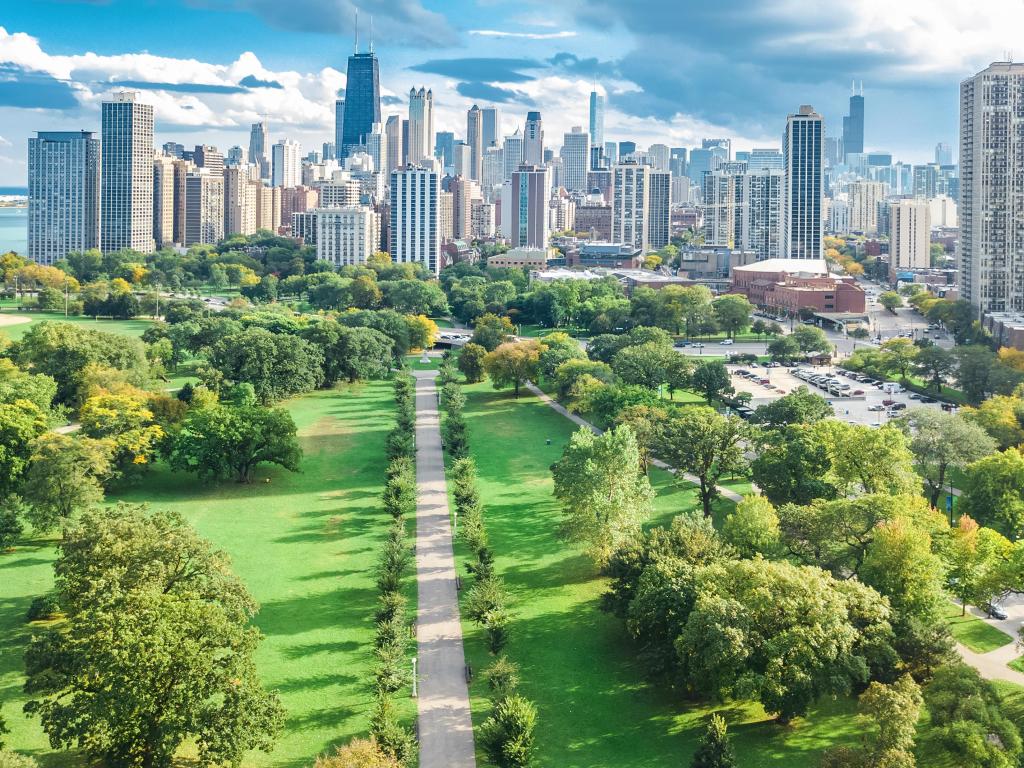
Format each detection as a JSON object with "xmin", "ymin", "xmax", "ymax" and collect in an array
[
  {"xmin": 963, "ymin": 393, "xmax": 1024, "ymax": 449},
  {"xmin": 751, "ymin": 425, "xmax": 838, "ymax": 506},
  {"xmin": 812, "ymin": 421, "xmax": 919, "ymax": 496},
  {"xmin": 914, "ymin": 345, "xmax": 955, "ymax": 392},
  {"xmin": 471, "ymin": 313, "xmax": 516, "ymax": 351},
  {"xmin": 924, "ymin": 663, "xmax": 1022, "ymax": 768},
  {"xmin": 860, "ymin": 517, "xmax": 945, "ymax": 623},
  {"xmin": 822, "ymin": 676, "xmax": 923, "ymax": 768},
  {"xmin": 611, "ymin": 342, "xmax": 673, "ymax": 390},
  {"xmin": 552, "ymin": 359, "xmax": 614, "ymax": 399},
  {"xmin": 947, "ymin": 515, "xmax": 1013, "ymax": 615},
  {"xmin": 79, "ymin": 391, "xmax": 164, "ymax": 475},
  {"xmin": 896, "ymin": 408, "xmax": 996, "ymax": 509},
  {"xmin": 722, "ymin": 495, "xmax": 779, "ymax": 557},
  {"xmin": 23, "ymin": 506, "xmax": 284, "ymax": 768},
  {"xmin": 879, "ymin": 338, "xmax": 919, "ymax": 379},
  {"xmin": 0, "ymin": 400, "xmax": 48, "ymax": 497},
  {"xmin": 457, "ymin": 343, "xmax": 488, "ymax": 383},
  {"xmin": 314, "ymin": 737, "xmax": 401, "ymax": 768},
  {"xmin": 767, "ymin": 335, "xmax": 801, "ymax": 361},
  {"xmin": 209, "ymin": 327, "xmax": 324, "ymax": 402},
  {"xmin": 691, "ymin": 361, "xmax": 733, "ymax": 403},
  {"xmin": 169, "ymin": 402, "xmax": 302, "ymax": 483},
  {"xmin": 537, "ymin": 332, "xmax": 586, "ymax": 380},
  {"xmin": 0, "ymin": 502, "xmax": 23, "ymax": 550},
  {"xmin": 879, "ymin": 291, "xmax": 903, "ymax": 312},
  {"xmin": 959, "ymin": 447, "xmax": 1024, "ymax": 539},
  {"xmin": 478, "ymin": 695, "xmax": 537, "ymax": 768},
  {"xmin": 301, "ymin": 322, "xmax": 392, "ymax": 386},
  {"xmin": 790, "ymin": 325, "xmax": 831, "ymax": 354},
  {"xmin": 22, "ymin": 434, "xmax": 112, "ymax": 532},
  {"xmin": 657, "ymin": 406, "xmax": 746, "ymax": 518},
  {"xmin": 552, "ymin": 426, "xmax": 655, "ymax": 566},
  {"xmin": 615, "ymin": 404, "xmax": 668, "ymax": 475},
  {"xmin": 711, "ymin": 294, "xmax": 753, "ymax": 339},
  {"xmin": 749, "ymin": 387, "xmax": 832, "ymax": 430},
  {"xmin": 379, "ymin": 279, "xmax": 449, "ymax": 315},
  {"xmin": 663, "ymin": 354, "xmax": 694, "ymax": 400},
  {"xmin": 690, "ymin": 714, "xmax": 736, "ymax": 768},
  {"xmin": 483, "ymin": 340, "xmax": 544, "ymax": 399}
]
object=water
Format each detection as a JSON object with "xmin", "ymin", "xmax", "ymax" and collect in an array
[{"xmin": 0, "ymin": 207, "xmax": 27, "ymax": 255}]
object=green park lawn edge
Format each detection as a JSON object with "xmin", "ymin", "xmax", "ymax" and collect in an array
[
  {"xmin": 1009, "ymin": 657, "xmax": 1024, "ymax": 674},
  {"xmin": 0, "ymin": 380, "xmax": 414, "ymax": 767},
  {"xmin": 0, "ymin": 309, "xmax": 155, "ymax": 342},
  {"xmin": 942, "ymin": 602, "xmax": 1014, "ymax": 654},
  {"xmin": 446, "ymin": 381, "xmax": 872, "ymax": 768}
]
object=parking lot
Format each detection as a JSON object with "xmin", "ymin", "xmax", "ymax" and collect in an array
[{"xmin": 727, "ymin": 363, "xmax": 951, "ymax": 427}]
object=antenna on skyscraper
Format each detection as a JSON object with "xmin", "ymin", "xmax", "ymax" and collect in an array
[
  {"xmin": 354, "ymin": 9, "xmax": 359, "ymax": 54},
  {"xmin": 860, "ymin": 81, "xmax": 864, "ymax": 96},
  {"xmin": 370, "ymin": 16, "xmax": 374, "ymax": 53},
  {"xmin": 851, "ymin": 80, "xmax": 855, "ymax": 96}
]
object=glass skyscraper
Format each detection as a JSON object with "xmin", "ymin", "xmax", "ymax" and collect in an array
[
  {"xmin": 843, "ymin": 85, "xmax": 864, "ymax": 160},
  {"xmin": 28, "ymin": 131, "xmax": 100, "ymax": 264},
  {"xmin": 341, "ymin": 52, "xmax": 380, "ymax": 159},
  {"xmin": 783, "ymin": 105, "xmax": 824, "ymax": 260},
  {"xmin": 589, "ymin": 90, "xmax": 604, "ymax": 149}
]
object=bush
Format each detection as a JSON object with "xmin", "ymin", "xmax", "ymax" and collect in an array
[
  {"xmin": 369, "ymin": 694, "xmax": 417, "ymax": 766},
  {"xmin": 478, "ymin": 695, "xmax": 538, "ymax": 768},
  {"xmin": 483, "ymin": 656, "xmax": 520, "ymax": 698},
  {"xmin": 0, "ymin": 752, "xmax": 40, "ymax": 768},
  {"xmin": 0, "ymin": 507, "xmax": 22, "ymax": 550},
  {"xmin": 25, "ymin": 594, "xmax": 60, "ymax": 622}
]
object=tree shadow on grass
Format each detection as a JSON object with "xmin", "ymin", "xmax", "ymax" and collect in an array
[
  {"xmin": 280, "ymin": 639, "xmax": 363, "ymax": 659},
  {"xmin": 273, "ymin": 671, "xmax": 360, "ymax": 694}
]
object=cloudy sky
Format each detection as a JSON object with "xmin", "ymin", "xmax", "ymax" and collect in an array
[{"xmin": 0, "ymin": 0, "xmax": 1019, "ymax": 186}]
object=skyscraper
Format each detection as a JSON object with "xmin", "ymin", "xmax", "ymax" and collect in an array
[
  {"xmin": 509, "ymin": 165, "xmax": 551, "ymax": 249},
  {"xmin": 481, "ymin": 145, "xmax": 504, "ymax": 203},
  {"xmin": 407, "ymin": 87, "xmax": 434, "ymax": 165},
  {"xmin": 842, "ymin": 83, "xmax": 864, "ymax": 160},
  {"xmin": 334, "ymin": 99, "xmax": 345, "ymax": 158},
  {"xmin": 272, "ymin": 139, "xmax": 301, "ymax": 187},
  {"xmin": 612, "ymin": 162, "xmax": 659, "ymax": 252},
  {"xmin": 560, "ymin": 127, "xmax": 590, "ymax": 193},
  {"xmin": 524, "ymin": 112, "xmax": 544, "ymax": 166},
  {"xmin": 935, "ymin": 141, "xmax": 954, "ymax": 166},
  {"xmin": 435, "ymin": 131, "xmax": 455, "ymax": 169},
  {"xmin": 100, "ymin": 91, "xmax": 154, "ymax": 253},
  {"xmin": 782, "ymin": 105, "xmax": 824, "ymax": 260},
  {"xmin": 28, "ymin": 131, "xmax": 100, "ymax": 264},
  {"xmin": 481, "ymin": 106, "xmax": 501, "ymax": 149},
  {"xmin": 385, "ymin": 115, "xmax": 403, "ymax": 174},
  {"xmin": 687, "ymin": 148, "xmax": 713, "ymax": 185},
  {"xmin": 589, "ymin": 90, "xmax": 605, "ymax": 149},
  {"xmin": 340, "ymin": 47, "xmax": 381, "ymax": 159},
  {"xmin": 248, "ymin": 122, "xmax": 269, "ymax": 179},
  {"xmin": 848, "ymin": 180, "xmax": 886, "ymax": 235},
  {"xmin": 648, "ymin": 144, "xmax": 671, "ymax": 172},
  {"xmin": 153, "ymin": 155, "xmax": 175, "ymax": 248},
  {"xmin": 960, "ymin": 62, "xmax": 1024, "ymax": 314},
  {"xmin": 184, "ymin": 169, "xmax": 224, "ymax": 246},
  {"xmin": 466, "ymin": 104, "xmax": 483, "ymax": 182},
  {"xmin": 749, "ymin": 148, "xmax": 784, "ymax": 170},
  {"xmin": 889, "ymin": 199, "xmax": 931, "ymax": 275},
  {"xmin": 503, "ymin": 129, "xmax": 524, "ymax": 182},
  {"xmin": 648, "ymin": 170, "xmax": 671, "ymax": 249},
  {"xmin": 390, "ymin": 166, "xmax": 441, "ymax": 273}
]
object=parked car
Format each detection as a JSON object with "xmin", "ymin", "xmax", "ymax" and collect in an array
[
  {"xmin": 909, "ymin": 393, "xmax": 922, "ymax": 400},
  {"xmin": 868, "ymin": 404, "xmax": 885, "ymax": 412},
  {"xmin": 920, "ymin": 396, "xmax": 937, "ymax": 404},
  {"xmin": 719, "ymin": 339, "xmax": 734, "ymax": 346},
  {"xmin": 891, "ymin": 402, "xmax": 907, "ymax": 411},
  {"xmin": 882, "ymin": 398, "xmax": 896, "ymax": 406},
  {"xmin": 985, "ymin": 603, "xmax": 1009, "ymax": 620},
  {"xmin": 692, "ymin": 343, "xmax": 705, "ymax": 348},
  {"xmin": 852, "ymin": 389, "xmax": 865, "ymax": 395}
]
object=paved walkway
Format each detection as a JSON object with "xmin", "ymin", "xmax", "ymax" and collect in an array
[
  {"xmin": 411, "ymin": 371, "xmax": 476, "ymax": 768},
  {"xmin": 524, "ymin": 381, "xmax": 745, "ymax": 503}
]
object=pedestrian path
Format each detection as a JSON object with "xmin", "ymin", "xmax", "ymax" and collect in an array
[
  {"xmin": 524, "ymin": 381, "xmax": 746, "ymax": 503},
  {"xmin": 411, "ymin": 371, "xmax": 476, "ymax": 768}
]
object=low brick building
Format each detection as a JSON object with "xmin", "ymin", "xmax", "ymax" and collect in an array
[{"xmin": 731, "ymin": 258, "xmax": 866, "ymax": 313}]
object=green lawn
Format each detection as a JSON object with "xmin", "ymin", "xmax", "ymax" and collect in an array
[
  {"xmin": 403, "ymin": 353, "xmax": 443, "ymax": 371},
  {"xmin": 0, "ymin": 310, "xmax": 155, "ymax": 342},
  {"xmin": 0, "ymin": 380, "xmax": 411, "ymax": 767},
  {"xmin": 451, "ymin": 384, "xmax": 864, "ymax": 767},
  {"xmin": 943, "ymin": 602, "xmax": 1013, "ymax": 653},
  {"xmin": 1009, "ymin": 657, "xmax": 1024, "ymax": 674}
]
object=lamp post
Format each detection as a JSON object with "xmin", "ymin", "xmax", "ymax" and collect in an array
[{"xmin": 411, "ymin": 657, "xmax": 418, "ymax": 697}]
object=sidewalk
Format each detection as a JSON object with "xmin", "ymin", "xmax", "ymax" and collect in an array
[{"xmin": 412, "ymin": 371, "xmax": 476, "ymax": 768}]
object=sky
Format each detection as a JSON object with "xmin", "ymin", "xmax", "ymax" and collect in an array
[{"xmin": 0, "ymin": 0, "xmax": 1020, "ymax": 186}]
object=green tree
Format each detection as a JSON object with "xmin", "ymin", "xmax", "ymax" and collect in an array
[
  {"xmin": 722, "ymin": 495, "xmax": 779, "ymax": 557},
  {"xmin": 691, "ymin": 361, "xmax": 733, "ymax": 403},
  {"xmin": 657, "ymin": 406, "xmax": 746, "ymax": 518},
  {"xmin": 749, "ymin": 387, "xmax": 832, "ymax": 430},
  {"xmin": 22, "ymin": 434, "xmax": 112, "ymax": 532},
  {"xmin": 300, "ymin": 321, "xmax": 392, "ymax": 386},
  {"xmin": 962, "ymin": 393, "xmax": 1024, "ymax": 449},
  {"xmin": 611, "ymin": 342, "xmax": 672, "ymax": 390},
  {"xmin": 379, "ymin": 279, "xmax": 449, "ymax": 315},
  {"xmin": 860, "ymin": 517, "xmax": 945, "ymax": 623},
  {"xmin": 751, "ymin": 425, "xmax": 838, "ymax": 505},
  {"xmin": 812, "ymin": 421, "xmax": 919, "ymax": 496},
  {"xmin": 23, "ymin": 506, "xmax": 284, "ymax": 768},
  {"xmin": 169, "ymin": 402, "xmax": 302, "ymax": 483},
  {"xmin": 483, "ymin": 341, "xmax": 544, "ymax": 399},
  {"xmin": 914, "ymin": 345, "xmax": 955, "ymax": 392},
  {"xmin": 959, "ymin": 447, "xmax": 1024, "ymax": 539},
  {"xmin": 615, "ymin": 404, "xmax": 668, "ymax": 475},
  {"xmin": 0, "ymin": 400, "xmax": 48, "ymax": 497},
  {"xmin": 711, "ymin": 294, "xmax": 753, "ymax": 339},
  {"xmin": 208, "ymin": 327, "xmax": 324, "ymax": 403},
  {"xmin": 471, "ymin": 313, "xmax": 516, "ymax": 351},
  {"xmin": 0, "ymin": 359, "xmax": 58, "ymax": 414},
  {"xmin": 879, "ymin": 291, "xmax": 903, "ymax": 312},
  {"xmin": 458, "ymin": 342, "xmax": 488, "ymax": 383},
  {"xmin": 790, "ymin": 325, "xmax": 832, "ymax": 354},
  {"xmin": 314, "ymin": 737, "xmax": 401, "ymax": 768},
  {"xmin": 946, "ymin": 515, "xmax": 1013, "ymax": 615},
  {"xmin": 478, "ymin": 695, "xmax": 537, "ymax": 768},
  {"xmin": 767, "ymin": 335, "xmax": 801, "ymax": 361},
  {"xmin": 536, "ymin": 332, "xmax": 585, "ymax": 380},
  {"xmin": 552, "ymin": 426, "xmax": 655, "ymax": 566},
  {"xmin": 879, "ymin": 337, "xmax": 919, "ymax": 379},
  {"xmin": 690, "ymin": 714, "xmax": 736, "ymax": 768},
  {"xmin": 895, "ymin": 407, "xmax": 996, "ymax": 509}
]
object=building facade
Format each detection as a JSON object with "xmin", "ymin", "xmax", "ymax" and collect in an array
[
  {"xmin": 316, "ymin": 206, "xmax": 379, "ymax": 266},
  {"xmin": 782, "ymin": 105, "xmax": 824, "ymax": 259},
  {"xmin": 560, "ymin": 127, "xmax": 590, "ymax": 193},
  {"xmin": 272, "ymin": 140, "xmax": 301, "ymax": 188},
  {"xmin": 340, "ymin": 51, "xmax": 380, "ymax": 159},
  {"xmin": 407, "ymin": 87, "xmax": 434, "ymax": 165},
  {"xmin": 28, "ymin": 130, "xmax": 100, "ymax": 264},
  {"xmin": 100, "ymin": 92, "xmax": 154, "ymax": 253},
  {"xmin": 889, "ymin": 199, "xmax": 932, "ymax": 275},
  {"xmin": 524, "ymin": 112, "xmax": 544, "ymax": 166},
  {"xmin": 390, "ymin": 166, "xmax": 441, "ymax": 273},
  {"xmin": 183, "ymin": 170, "xmax": 224, "ymax": 246}
]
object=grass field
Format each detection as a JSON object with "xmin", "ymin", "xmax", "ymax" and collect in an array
[
  {"xmin": 0, "ymin": 380, "xmax": 411, "ymax": 767},
  {"xmin": 1010, "ymin": 657, "xmax": 1024, "ymax": 674},
  {"xmin": 450, "ymin": 383, "xmax": 868, "ymax": 767},
  {"xmin": 0, "ymin": 310, "xmax": 154, "ymax": 341},
  {"xmin": 943, "ymin": 602, "xmax": 1013, "ymax": 654}
]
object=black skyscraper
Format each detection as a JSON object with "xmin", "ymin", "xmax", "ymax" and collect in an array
[
  {"xmin": 842, "ymin": 83, "xmax": 864, "ymax": 160},
  {"xmin": 341, "ymin": 51, "xmax": 380, "ymax": 159}
]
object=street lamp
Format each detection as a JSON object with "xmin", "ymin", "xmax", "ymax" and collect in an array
[{"xmin": 411, "ymin": 657, "xmax": 418, "ymax": 697}]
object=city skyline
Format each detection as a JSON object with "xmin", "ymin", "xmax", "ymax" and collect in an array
[{"xmin": 2, "ymin": 0, "xmax": 1024, "ymax": 185}]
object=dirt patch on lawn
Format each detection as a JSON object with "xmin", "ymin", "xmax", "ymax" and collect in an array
[{"xmin": 0, "ymin": 313, "xmax": 31, "ymax": 328}]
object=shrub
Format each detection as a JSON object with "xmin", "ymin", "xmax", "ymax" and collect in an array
[
  {"xmin": 478, "ymin": 695, "xmax": 538, "ymax": 768},
  {"xmin": 25, "ymin": 594, "xmax": 60, "ymax": 622}
]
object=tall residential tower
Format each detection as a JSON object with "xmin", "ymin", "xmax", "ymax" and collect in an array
[
  {"xmin": 100, "ymin": 91, "xmax": 154, "ymax": 253},
  {"xmin": 28, "ymin": 131, "xmax": 100, "ymax": 264},
  {"xmin": 782, "ymin": 105, "xmax": 824, "ymax": 260}
]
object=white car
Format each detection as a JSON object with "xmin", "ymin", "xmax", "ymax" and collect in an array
[{"xmin": 719, "ymin": 339, "xmax": 734, "ymax": 345}]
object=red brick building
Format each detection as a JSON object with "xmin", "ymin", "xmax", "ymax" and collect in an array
[{"xmin": 731, "ymin": 259, "xmax": 866, "ymax": 313}]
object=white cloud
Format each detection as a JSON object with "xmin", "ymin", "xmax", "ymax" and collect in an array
[
  {"xmin": 0, "ymin": 136, "xmax": 11, "ymax": 147},
  {"xmin": 469, "ymin": 29, "xmax": 577, "ymax": 40}
]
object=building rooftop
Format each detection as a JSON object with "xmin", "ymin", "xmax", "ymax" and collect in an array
[{"xmin": 732, "ymin": 258, "xmax": 830, "ymax": 276}]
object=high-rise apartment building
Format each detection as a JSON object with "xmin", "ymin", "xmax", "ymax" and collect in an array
[
  {"xmin": 935, "ymin": 142, "xmax": 954, "ymax": 166},
  {"xmin": 449, "ymin": 175, "xmax": 481, "ymax": 240},
  {"xmin": 481, "ymin": 106, "xmax": 501, "ymax": 150},
  {"xmin": 842, "ymin": 83, "xmax": 865, "ymax": 160},
  {"xmin": 334, "ymin": 100, "xmax": 345, "ymax": 158},
  {"xmin": 612, "ymin": 162, "xmax": 668, "ymax": 252},
  {"xmin": 509, "ymin": 165, "xmax": 551, "ymax": 249},
  {"xmin": 248, "ymin": 122, "xmax": 269, "ymax": 179},
  {"xmin": 316, "ymin": 206, "xmax": 379, "ymax": 266},
  {"xmin": 503, "ymin": 129, "xmax": 524, "ymax": 182},
  {"xmin": 648, "ymin": 144, "xmax": 671, "ymax": 172},
  {"xmin": 153, "ymin": 155, "xmax": 175, "ymax": 247},
  {"xmin": 191, "ymin": 144, "xmax": 224, "ymax": 177},
  {"xmin": 560, "ymin": 127, "xmax": 590, "ymax": 193},
  {"xmin": 453, "ymin": 142, "xmax": 472, "ymax": 179},
  {"xmin": 272, "ymin": 140, "xmax": 301, "ymax": 188},
  {"xmin": 687, "ymin": 148, "xmax": 714, "ymax": 186},
  {"xmin": 912, "ymin": 164, "xmax": 939, "ymax": 199},
  {"xmin": 743, "ymin": 169, "xmax": 783, "ymax": 261},
  {"xmin": 524, "ymin": 112, "xmax": 544, "ymax": 166},
  {"xmin": 481, "ymin": 145, "xmax": 504, "ymax": 203},
  {"xmin": 407, "ymin": 87, "xmax": 434, "ymax": 165},
  {"xmin": 100, "ymin": 92, "xmax": 154, "ymax": 253},
  {"xmin": 848, "ymin": 180, "xmax": 886, "ymax": 234},
  {"xmin": 183, "ymin": 169, "xmax": 224, "ymax": 246},
  {"xmin": 749, "ymin": 148, "xmax": 784, "ymax": 170},
  {"xmin": 589, "ymin": 90, "xmax": 605, "ymax": 149},
  {"xmin": 782, "ymin": 105, "xmax": 824, "ymax": 259},
  {"xmin": 648, "ymin": 169, "xmax": 671, "ymax": 249},
  {"xmin": 466, "ymin": 105, "xmax": 483, "ymax": 182},
  {"xmin": 889, "ymin": 199, "xmax": 931, "ymax": 275},
  {"xmin": 226, "ymin": 146, "xmax": 244, "ymax": 166},
  {"xmin": 28, "ymin": 131, "xmax": 100, "ymax": 264},
  {"xmin": 960, "ymin": 62, "xmax": 1024, "ymax": 314},
  {"xmin": 390, "ymin": 166, "xmax": 441, "ymax": 273},
  {"xmin": 385, "ymin": 115, "xmax": 403, "ymax": 174},
  {"xmin": 223, "ymin": 164, "xmax": 259, "ymax": 237},
  {"xmin": 340, "ymin": 49, "xmax": 380, "ymax": 158}
]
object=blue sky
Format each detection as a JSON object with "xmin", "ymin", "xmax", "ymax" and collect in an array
[{"xmin": 0, "ymin": 0, "xmax": 1017, "ymax": 185}]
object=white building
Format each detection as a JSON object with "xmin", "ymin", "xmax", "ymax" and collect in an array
[
  {"xmin": 153, "ymin": 154, "xmax": 175, "ymax": 248},
  {"xmin": 929, "ymin": 195, "xmax": 958, "ymax": 228},
  {"xmin": 224, "ymin": 164, "xmax": 259, "ymax": 237},
  {"xmin": 28, "ymin": 130, "xmax": 100, "ymax": 264},
  {"xmin": 471, "ymin": 200, "xmax": 495, "ymax": 239},
  {"xmin": 100, "ymin": 92, "xmax": 154, "ymax": 253},
  {"xmin": 560, "ymin": 126, "xmax": 590, "ymax": 193},
  {"xmin": 466, "ymin": 104, "xmax": 483, "ymax": 182},
  {"xmin": 481, "ymin": 145, "xmax": 504, "ymax": 203},
  {"xmin": 828, "ymin": 196, "xmax": 850, "ymax": 235},
  {"xmin": 524, "ymin": 111, "xmax": 543, "ymax": 166},
  {"xmin": 648, "ymin": 143, "xmax": 671, "ymax": 172},
  {"xmin": 503, "ymin": 129, "xmax": 524, "ymax": 182},
  {"xmin": 407, "ymin": 88, "xmax": 434, "ymax": 165},
  {"xmin": 316, "ymin": 206, "xmax": 379, "ymax": 266},
  {"xmin": 889, "ymin": 199, "xmax": 931, "ymax": 272},
  {"xmin": 385, "ymin": 115, "xmax": 403, "ymax": 174},
  {"xmin": 390, "ymin": 166, "xmax": 441, "ymax": 273},
  {"xmin": 272, "ymin": 139, "xmax": 301, "ymax": 188},
  {"xmin": 589, "ymin": 91, "xmax": 604, "ymax": 149},
  {"xmin": 848, "ymin": 180, "xmax": 886, "ymax": 235}
]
